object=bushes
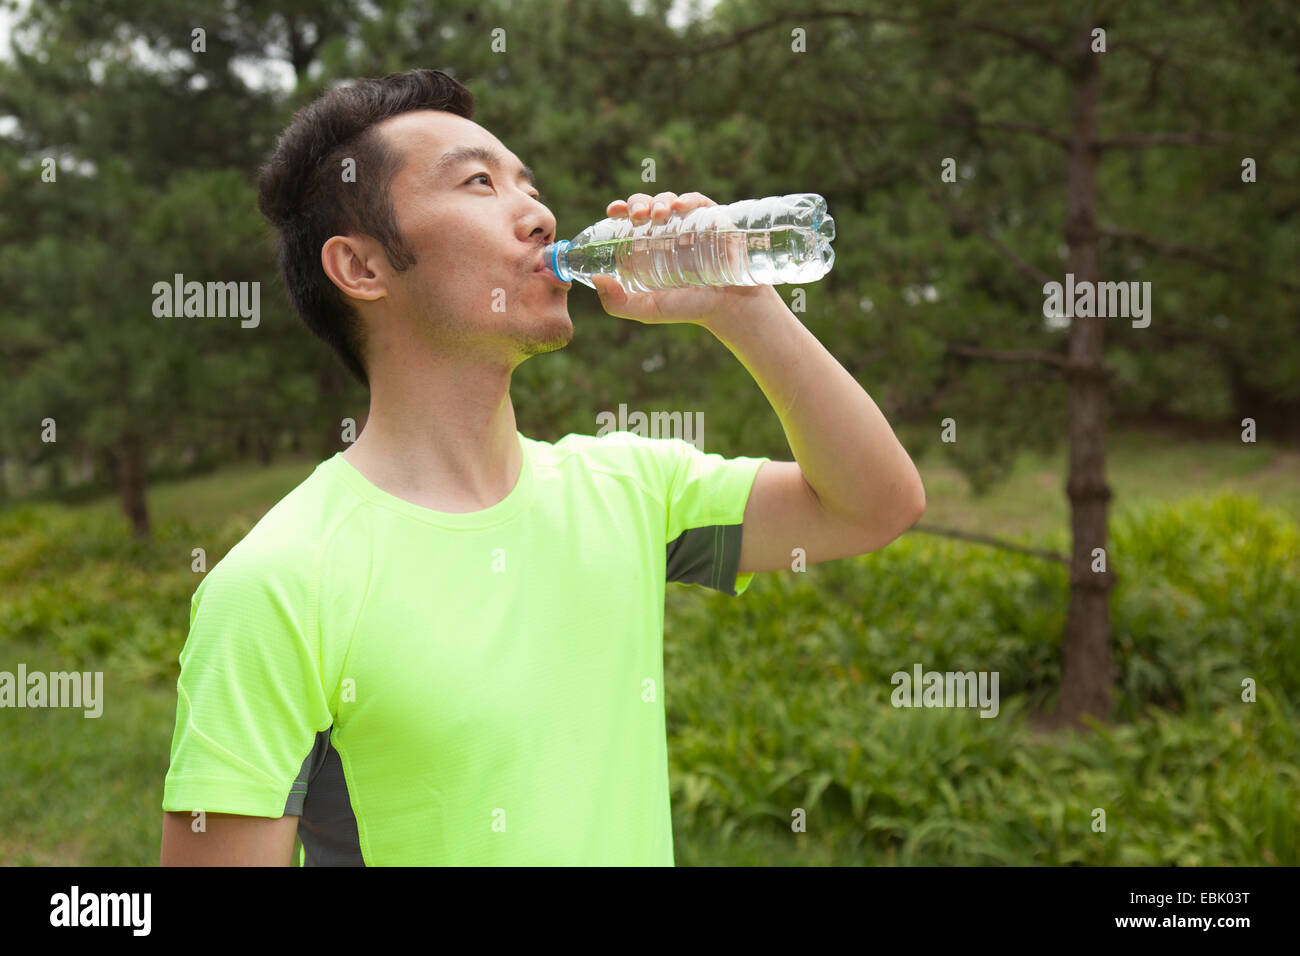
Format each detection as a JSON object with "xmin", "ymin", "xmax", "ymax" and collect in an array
[
  {"xmin": 0, "ymin": 503, "xmax": 250, "ymax": 686},
  {"xmin": 1110, "ymin": 495, "xmax": 1299, "ymax": 718},
  {"xmin": 1, "ymin": 489, "xmax": 1294, "ymax": 864},
  {"xmin": 664, "ymin": 492, "xmax": 1299, "ymax": 864}
]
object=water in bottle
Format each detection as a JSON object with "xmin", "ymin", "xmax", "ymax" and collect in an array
[{"xmin": 542, "ymin": 193, "xmax": 835, "ymax": 293}]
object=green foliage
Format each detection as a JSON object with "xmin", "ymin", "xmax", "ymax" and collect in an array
[
  {"xmin": 1, "ymin": 477, "xmax": 1294, "ymax": 864},
  {"xmin": 0, "ymin": 502, "xmax": 252, "ymax": 685},
  {"xmin": 4, "ymin": 0, "xmax": 1298, "ymax": 513},
  {"xmin": 1109, "ymin": 497, "xmax": 1300, "ymax": 717},
  {"xmin": 0, "ymin": 0, "xmax": 1297, "ymax": 866},
  {"xmin": 663, "ymin": 492, "xmax": 1299, "ymax": 865}
]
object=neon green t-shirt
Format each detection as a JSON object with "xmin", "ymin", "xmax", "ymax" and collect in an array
[{"xmin": 162, "ymin": 430, "xmax": 768, "ymax": 865}]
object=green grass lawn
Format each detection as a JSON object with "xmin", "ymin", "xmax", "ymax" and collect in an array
[
  {"xmin": 73, "ymin": 456, "xmax": 324, "ymax": 528},
  {"xmin": 1, "ymin": 641, "xmax": 176, "ymax": 865},
  {"xmin": 905, "ymin": 423, "xmax": 1298, "ymax": 543},
  {"xmin": 61, "ymin": 424, "xmax": 1300, "ymax": 542},
  {"xmin": 1, "ymin": 424, "xmax": 1295, "ymax": 865}
]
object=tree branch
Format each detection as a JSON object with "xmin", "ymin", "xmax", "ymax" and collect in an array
[
  {"xmin": 908, "ymin": 523, "xmax": 1069, "ymax": 565},
  {"xmin": 603, "ymin": 7, "xmax": 868, "ymax": 61},
  {"xmin": 1106, "ymin": 38, "xmax": 1168, "ymax": 64},
  {"xmin": 845, "ymin": 347, "xmax": 890, "ymax": 379},
  {"xmin": 1099, "ymin": 225, "xmax": 1300, "ymax": 292},
  {"xmin": 920, "ymin": 174, "xmax": 1054, "ymax": 286},
  {"xmin": 943, "ymin": 345, "xmax": 1113, "ymax": 383},
  {"xmin": 944, "ymin": 344, "xmax": 1069, "ymax": 370},
  {"xmin": 1094, "ymin": 131, "xmax": 1237, "ymax": 149},
  {"xmin": 600, "ymin": 8, "xmax": 1064, "ymax": 71},
  {"xmin": 970, "ymin": 119, "xmax": 1071, "ymax": 151},
  {"xmin": 959, "ymin": 19, "xmax": 1065, "ymax": 68}
]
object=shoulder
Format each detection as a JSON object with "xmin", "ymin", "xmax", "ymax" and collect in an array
[
  {"xmin": 527, "ymin": 429, "xmax": 693, "ymax": 481},
  {"xmin": 196, "ymin": 458, "xmax": 364, "ymax": 603}
]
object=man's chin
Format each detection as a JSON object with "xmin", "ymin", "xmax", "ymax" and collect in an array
[{"xmin": 518, "ymin": 311, "xmax": 574, "ymax": 357}]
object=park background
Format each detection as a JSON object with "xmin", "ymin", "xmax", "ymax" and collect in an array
[{"xmin": 0, "ymin": 0, "xmax": 1296, "ymax": 865}]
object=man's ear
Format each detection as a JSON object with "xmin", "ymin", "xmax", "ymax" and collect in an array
[{"xmin": 321, "ymin": 235, "xmax": 388, "ymax": 302}]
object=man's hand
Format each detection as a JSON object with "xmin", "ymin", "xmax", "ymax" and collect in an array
[{"xmin": 593, "ymin": 191, "xmax": 775, "ymax": 326}]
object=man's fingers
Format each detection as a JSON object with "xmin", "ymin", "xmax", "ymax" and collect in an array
[
  {"xmin": 609, "ymin": 191, "xmax": 715, "ymax": 223},
  {"xmin": 671, "ymin": 192, "xmax": 716, "ymax": 210},
  {"xmin": 620, "ymin": 192, "xmax": 680, "ymax": 224},
  {"xmin": 648, "ymin": 191, "xmax": 678, "ymax": 223},
  {"xmin": 624, "ymin": 193, "xmax": 655, "ymax": 220}
]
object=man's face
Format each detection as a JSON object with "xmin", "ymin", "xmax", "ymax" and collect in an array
[{"xmin": 375, "ymin": 110, "xmax": 572, "ymax": 362}]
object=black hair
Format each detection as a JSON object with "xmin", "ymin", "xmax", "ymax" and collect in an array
[{"xmin": 256, "ymin": 68, "xmax": 476, "ymax": 387}]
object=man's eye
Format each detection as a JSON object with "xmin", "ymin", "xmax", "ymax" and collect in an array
[{"xmin": 468, "ymin": 173, "xmax": 544, "ymax": 204}]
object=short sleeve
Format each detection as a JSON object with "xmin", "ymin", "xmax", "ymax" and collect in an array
[
  {"xmin": 657, "ymin": 437, "xmax": 770, "ymax": 596},
  {"xmin": 162, "ymin": 544, "xmax": 332, "ymax": 817}
]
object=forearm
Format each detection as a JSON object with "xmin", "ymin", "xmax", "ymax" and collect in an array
[{"xmin": 701, "ymin": 286, "xmax": 925, "ymax": 523}]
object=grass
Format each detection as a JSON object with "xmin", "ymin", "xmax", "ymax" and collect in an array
[
  {"xmin": 1, "ymin": 424, "xmax": 1295, "ymax": 865},
  {"xmin": 57, "ymin": 424, "xmax": 1300, "ymax": 542},
  {"xmin": 72, "ymin": 456, "xmax": 322, "ymax": 528},
  {"xmin": 904, "ymin": 423, "xmax": 1299, "ymax": 542},
  {"xmin": 0, "ymin": 642, "xmax": 175, "ymax": 865}
]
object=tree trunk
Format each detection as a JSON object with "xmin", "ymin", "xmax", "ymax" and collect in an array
[
  {"xmin": 98, "ymin": 447, "xmax": 117, "ymax": 490},
  {"xmin": 114, "ymin": 433, "xmax": 151, "ymax": 540},
  {"xmin": 1055, "ymin": 21, "xmax": 1116, "ymax": 730}
]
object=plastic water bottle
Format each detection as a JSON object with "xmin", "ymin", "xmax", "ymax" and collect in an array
[{"xmin": 542, "ymin": 193, "xmax": 836, "ymax": 293}]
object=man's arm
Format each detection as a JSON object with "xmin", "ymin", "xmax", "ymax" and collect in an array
[
  {"xmin": 160, "ymin": 811, "xmax": 299, "ymax": 866},
  {"xmin": 595, "ymin": 190, "xmax": 924, "ymax": 573},
  {"xmin": 700, "ymin": 286, "xmax": 927, "ymax": 573}
]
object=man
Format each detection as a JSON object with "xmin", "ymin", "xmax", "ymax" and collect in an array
[{"xmin": 160, "ymin": 68, "xmax": 925, "ymax": 866}]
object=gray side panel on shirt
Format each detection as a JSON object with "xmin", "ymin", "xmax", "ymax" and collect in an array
[
  {"xmin": 666, "ymin": 523, "xmax": 745, "ymax": 596},
  {"xmin": 284, "ymin": 728, "xmax": 365, "ymax": 866}
]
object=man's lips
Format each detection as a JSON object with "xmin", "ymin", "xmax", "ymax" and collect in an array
[
  {"xmin": 535, "ymin": 270, "xmax": 571, "ymax": 288},
  {"xmin": 533, "ymin": 250, "xmax": 570, "ymax": 286}
]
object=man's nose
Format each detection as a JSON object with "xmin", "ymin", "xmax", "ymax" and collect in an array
[{"xmin": 522, "ymin": 207, "xmax": 555, "ymax": 243}]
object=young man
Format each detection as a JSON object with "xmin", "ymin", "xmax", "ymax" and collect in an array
[{"xmin": 160, "ymin": 68, "xmax": 925, "ymax": 866}]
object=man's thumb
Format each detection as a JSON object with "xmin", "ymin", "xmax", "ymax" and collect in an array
[{"xmin": 594, "ymin": 274, "xmax": 622, "ymax": 298}]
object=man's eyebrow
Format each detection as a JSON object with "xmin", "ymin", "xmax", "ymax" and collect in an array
[{"xmin": 432, "ymin": 145, "xmax": 537, "ymax": 189}]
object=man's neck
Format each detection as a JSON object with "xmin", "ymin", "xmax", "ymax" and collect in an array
[{"xmin": 341, "ymin": 357, "xmax": 523, "ymax": 514}]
